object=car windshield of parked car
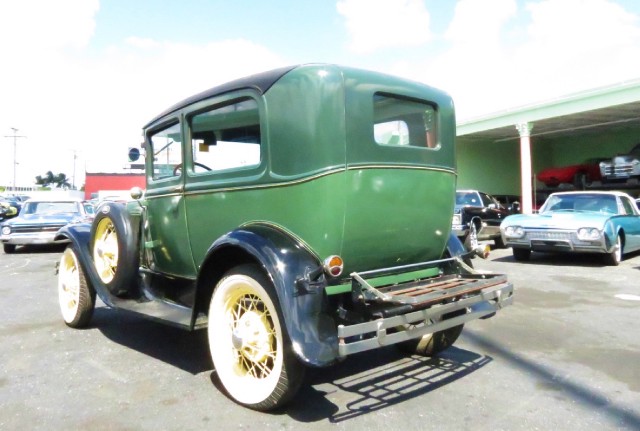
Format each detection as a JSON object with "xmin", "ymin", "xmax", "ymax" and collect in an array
[
  {"xmin": 455, "ymin": 191, "xmax": 481, "ymax": 206},
  {"xmin": 540, "ymin": 194, "xmax": 619, "ymax": 214},
  {"xmin": 22, "ymin": 202, "xmax": 80, "ymax": 215}
]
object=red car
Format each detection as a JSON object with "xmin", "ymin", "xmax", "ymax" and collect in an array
[{"xmin": 537, "ymin": 158, "xmax": 605, "ymax": 188}]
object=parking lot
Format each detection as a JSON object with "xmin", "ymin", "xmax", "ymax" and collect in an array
[{"xmin": 1, "ymin": 244, "xmax": 639, "ymax": 430}]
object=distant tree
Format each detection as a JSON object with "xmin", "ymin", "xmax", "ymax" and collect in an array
[{"xmin": 35, "ymin": 171, "xmax": 71, "ymax": 189}]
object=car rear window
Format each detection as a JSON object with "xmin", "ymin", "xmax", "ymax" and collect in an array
[{"xmin": 373, "ymin": 94, "xmax": 438, "ymax": 149}]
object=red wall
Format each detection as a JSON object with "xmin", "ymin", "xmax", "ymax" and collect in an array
[{"xmin": 84, "ymin": 173, "xmax": 146, "ymax": 200}]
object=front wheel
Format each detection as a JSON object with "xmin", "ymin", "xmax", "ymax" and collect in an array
[
  {"xmin": 58, "ymin": 246, "xmax": 96, "ymax": 328},
  {"xmin": 208, "ymin": 264, "xmax": 305, "ymax": 411},
  {"xmin": 463, "ymin": 223, "xmax": 479, "ymax": 251},
  {"xmin": 604, "ymin": 235, "xmax": 622, "ymax": 266},
  {"xmin": 3, "ymin": 243, "xmax": 16, "ymax": 254}
]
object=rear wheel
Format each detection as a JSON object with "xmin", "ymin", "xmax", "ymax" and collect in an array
[
  {"xmin": 604, "ymin": 235, "xmax": 622, "ymax": 266},
  {"xmin": 208, "ymin": 264, "xmax": 305, "ymax": 411},
  {"xmin": 396, "ymin": 309, "xmax": 466, "ymax": 356},
  {"xmin": 573, "ymin": 172, "xmax": 588, "ymax": 189},
  {"xmin": 58, "ymin": 246, "xmax": 96, "ymax": 328}
]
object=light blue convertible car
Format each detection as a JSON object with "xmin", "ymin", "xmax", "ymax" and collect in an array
[{"xmin": 500, "ymin": 191, "xmax": 640, "ymax": 265}]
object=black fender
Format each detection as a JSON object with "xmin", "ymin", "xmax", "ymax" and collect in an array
[{"xmin": 196, "ymin": 222, "xmax": 340, "ymax": 367}]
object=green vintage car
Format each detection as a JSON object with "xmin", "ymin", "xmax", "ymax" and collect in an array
[{"xmin": 56, "ymin": 64, "xmax": 513, "ymax": 411}]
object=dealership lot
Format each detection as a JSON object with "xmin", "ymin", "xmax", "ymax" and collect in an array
[{"xmin": 1, "ymin": 245, "xmax": 639, "ymax": 430}]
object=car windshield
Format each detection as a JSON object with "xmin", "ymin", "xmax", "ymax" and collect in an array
[
  {"xmin": 540, "ymin": 194, "xmax": 619, "ymax": 214},
  {"xmin": 22, "ymin": 202, "xmax": 80, "ymax": 215},
  {"xmin": 455, "ymin": 191, "xmax": 481, "ymax": 206}
]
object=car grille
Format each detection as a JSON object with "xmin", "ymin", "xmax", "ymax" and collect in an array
[
  {"xmin": 526, "ymin": 230, "xmax": 572, "ymax": 241},
  {"xmin": 10, "ymin": 224, "xmax": 66, "ymax": 234},
  {"xmin": 601, "ymin": 164, "xmax": 634, "ymax": 176}
]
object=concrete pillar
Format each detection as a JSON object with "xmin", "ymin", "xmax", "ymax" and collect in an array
[{"xmin": 516, "ymin": 122, "xmax": 533, "ymax": 214}]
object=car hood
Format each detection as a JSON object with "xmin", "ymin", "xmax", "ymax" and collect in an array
[
  {"xmin": 501, "ymin": 212, "xmax": 611, "ymax": 230},
  {"xmin": 613, "ymin": 154, "xmax": 640, "ymax": 163},
  {"xmin": 5, "ymin": 213, "xmax": 82, "ymax": 226}
]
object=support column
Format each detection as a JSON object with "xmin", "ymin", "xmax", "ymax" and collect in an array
[{"xmin": 516, "ymin": 122, "xmax": 533, "ymax": 214}]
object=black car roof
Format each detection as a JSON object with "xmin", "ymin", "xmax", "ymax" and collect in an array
[{"xmin": 144, "ymin": 65, "xmax": 298, "ymax": 128}]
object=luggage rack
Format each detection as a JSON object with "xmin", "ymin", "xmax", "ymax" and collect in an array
[
  {"xmin": 338, "ymin": 257, "xmax": 514, "ymax": 357},
  {"xmin": 349, "ymin": 256, "xmax": 505, "ymax": 308}
]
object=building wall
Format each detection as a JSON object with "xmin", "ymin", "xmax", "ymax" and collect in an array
[
  {"xmin": 456, "ymin": 126, "xmax": 640, "ymax": 196},
  {"xmin": 84, "ymin": 173, "xmax": 146, "ymax": 200}
]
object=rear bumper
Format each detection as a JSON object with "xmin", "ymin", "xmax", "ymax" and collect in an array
[{"xmin": 337, "ymin": 271, "xmax": 513, "ymax": 357}]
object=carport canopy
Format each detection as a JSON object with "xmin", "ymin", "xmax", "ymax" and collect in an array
[{"xmin": 456, "ymin": 78, "xmax": 640, "ymax": 214}]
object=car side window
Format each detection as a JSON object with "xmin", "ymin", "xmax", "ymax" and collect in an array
[
  {"xmin": 620, "ymin": 196, "xmax": 636, "ymax": 215},
  {"xmin": 149, "ymin": 122, "xmax": 182, "ymax": 181},
  {"xmin": 189, "ymin": 98, "xmax": 261, "ymax": 174},
  {"xmin": 480, "ymin": 193, "xmax": 493, "ymax": 207}
]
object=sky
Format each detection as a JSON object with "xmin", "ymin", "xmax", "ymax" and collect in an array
[{"xmin": 2, "ymin": 0, "xmax": 640, "ymax": 189}]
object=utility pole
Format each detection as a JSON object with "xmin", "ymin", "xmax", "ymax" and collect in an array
[
  {"xmin": 70, "ymin": 149, "xmax": 79, "ymax": 190},
  {"xmin": 4, "ymin": 128, "xmax": 26, "ymax": 191}
]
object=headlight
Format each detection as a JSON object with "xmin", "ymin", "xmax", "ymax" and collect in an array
[
  {"xmin": 577, "ymin": 227, "xmax": 601, "ymax": 241},
  {"xmin": 1, "ymin": 226, "xmax": 10, "ymax": 235},
  {"xmin": 504, "ymin": 225, "xmax": 524, "ymax": 238}
]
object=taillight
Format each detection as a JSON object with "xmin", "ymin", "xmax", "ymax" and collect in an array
[{"xmin": 323, "ymin": 255, "xmax": 344, "ymax": 277}]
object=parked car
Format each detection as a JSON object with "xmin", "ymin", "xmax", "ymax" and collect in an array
[
  {"xmin": 1, "ymin": 198, "xmax": 94, "ymax": 253},
  {"xmin": 500, "ymin": 191, "xmax": 640, "ymax": 265},
  {"xmin": 599, "ymin": 143, "xmax": 640, "ymax": 182},
  {"xmin": 537, "ymin": 158, "xmax": 604, "ymax": 188},
  {"xmin": 54, "ymin": 64, "xmax": 513, "ymax": 411},
  {"xmin": 452, "ymin": 190, "xmax": 512, "ymax": 250}
]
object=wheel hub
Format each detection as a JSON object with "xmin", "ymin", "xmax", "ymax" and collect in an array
[{"xmin": 232, "ymin": 310, "xmax": 271, "ymax": 363}]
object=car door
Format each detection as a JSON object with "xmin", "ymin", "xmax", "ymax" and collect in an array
[
  {"xmin": 617, "ymin": 196, "xmax": 640, "ymax": 252},
  {"xmin": 143, "ymin": 118, "xmax": 197, "ymax": 278}
]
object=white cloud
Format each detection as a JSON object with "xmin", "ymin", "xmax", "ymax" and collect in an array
[
  {"xmin": 517, "ymin": 0, "xmax": 640, "ymax": 93},
  {"xmin": 446, "ymin": 0, "xmax": 517, "ymax": 45},
  {"xmin": 0, "ymin": 0, "xmax": 284, "ymax": 188},
  {"xmin": 337, "ymin": 0, "xmax": 432, "ymax": 53},
  {"xmin": 393, "ymin": 0, "xmax": 640, "ymax": 120},
  {"xmin": 0, "ymin": 0, "xmax": 99, "ymax": 52}
]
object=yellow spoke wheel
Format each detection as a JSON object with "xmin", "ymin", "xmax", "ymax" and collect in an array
[{"xmin": 208, "ymin": 264, "xmax": 304, "ymax": 411}]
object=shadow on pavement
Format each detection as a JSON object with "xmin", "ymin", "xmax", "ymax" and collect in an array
[
  {"xmin": 285, "ymin": 346, "xmax": 491, "ymax": 423},
  {"xmin": 91, "ymin": 306, "xmax": 490, "ymax": 421}
]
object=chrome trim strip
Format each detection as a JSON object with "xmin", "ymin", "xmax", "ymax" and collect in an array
[{"xmin": 145, "ymin": 164, "xmax": 455, "ymax": 199}]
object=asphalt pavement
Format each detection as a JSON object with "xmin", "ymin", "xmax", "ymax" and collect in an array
[{"xmin": 1, "ymin": 243, "xmax": 639, "ymax": 430}]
